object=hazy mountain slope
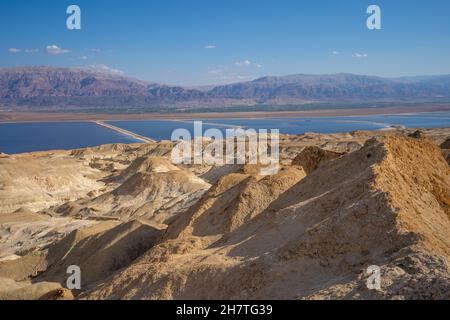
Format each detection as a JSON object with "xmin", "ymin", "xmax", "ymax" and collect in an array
[
  {"xmin": 208, "ymin": 73, "xmax": 450, "ymax": 103},
  {"xmin": 1, "ymin": 67, "xmax": 450, "ymax": 110},
  {"xmin": 0, "ymin": 67, "xmax": 204, "ymax": 110},
  {"xmin": 0, "ymin": 67, "xmax": 152, "ymax": 99}
]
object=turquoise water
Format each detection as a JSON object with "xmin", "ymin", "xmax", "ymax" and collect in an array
[
  {"xmin": 0, "ymin": 111, "xmax": 449, "ymax": 154},
  {"xmin": 106, "ymin": 120, "xmax": 240, "ymax": 141},
  {"xmin": 0, "ymin": 122, "xmax": 139, "ymax": 154},
  {"xmin": 108, "ymin": 111, "xmax": 450, "ymax": 140}
]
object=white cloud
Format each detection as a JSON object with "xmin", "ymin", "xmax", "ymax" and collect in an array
[
  {"xmin": 8, "ymin": 48, "xmax": 39, "ymax": 54},
  {"xmin": 235, "ymin": 59, "xmax": 252, "ymax": 66},
  {"xmin": 86, "ymin": 64, "xmax": 124, "ymax": 75},
  {"xmin": 332, "ymin": 51, "xmax": 340, "ymax": 55},
  {"xmin": 90, "ymin": 48, "xmax": 101, "ymax": 52},
  {"xmin": 204, "ymin": 44, "xmax": 216, "ymax": 49},
  {"xmin": 352, "ymin": 53, "xmax": 368, "ymax": 59},
  {"xmin": 80, "ymin": 55, "xmax": 88, "ymax": 60},
  {"xmin": 46, "ymin": 45, "xmax": 70, "ymax": 55},
  {"xmin": 235, "ymin": 59, "xmax": 262, "ymax": 68}
]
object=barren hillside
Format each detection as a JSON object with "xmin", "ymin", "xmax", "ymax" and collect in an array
[{"xmin": 0, "ymin": 127, "xmax": 449, "ymax": 300}]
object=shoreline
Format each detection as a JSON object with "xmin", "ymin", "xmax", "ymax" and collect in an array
[{"xmin": 1, "ymin": 104, "xmax": 450, "ymax": 123}]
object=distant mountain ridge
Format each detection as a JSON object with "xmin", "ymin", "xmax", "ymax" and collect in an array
[
  {"xmin": 1, "ymin": 67, "xmax": 450, "ymax": 112},
  {"xmin": 0, "ymin": 67, "xmax": 203, "ymax": 111},
  {"xmin": 209, "ymin": 73, "xmax": 450, "ymax": 102}
]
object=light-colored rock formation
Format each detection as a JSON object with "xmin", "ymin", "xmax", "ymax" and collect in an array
[
  {"xmin": 83, "ymin": 136, "xmax": 450, "ymax": 300},
  {"xmin": 0, "ymin": 127, "xmax": 449, "ymax": 300}
]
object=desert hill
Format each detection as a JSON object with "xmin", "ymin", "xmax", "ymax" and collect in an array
[
  {"xmin": 165, "ymin": 166, "xmax": 307, "ymax": 242},
  {"xmin": 36, "ymin": 219, "xmax": 165, "ymax": 288},
  {"xmin": 441, "ymin": 138, "xmax": 450, "ymax": 165},
  {"xmin": 0, "ymin": 153, "xmax": 106, "ymax": 214},
  {"xmin": 0, "ymin": 127, "xmax": 449, "ymax": 300},
  {"xmin": 55, "ymin": 156, "xmax": 211, "ymax": 223},
  {"xmin": 83, "ymin": 135, "xmax": 450, "ymax": 300}
]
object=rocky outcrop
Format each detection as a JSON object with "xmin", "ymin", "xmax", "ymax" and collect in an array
[
  {"xmin": 1, "ymin": 129, "xmax": 450, "ymax": 300},
  {"xmin": 440, "ymin": 138, "xmax": 450, "ymax": 149},
  {"xmin": 36, "ymin": 220, "xmax": 164, "ymax": 287},
  {"xmin": 440, "ymin": 137, "xmax": 450, "ymax": 165},
  {"xmin": 291, "ymin": 146, "xmax": 344, "ymax": 174},
  {"xmin": 56, "ymin": 163, "xmax": 210, "ymax": 223},
  {"xmin": 83, "ymin": 136, "xmax": 450, "ymax": 300}
]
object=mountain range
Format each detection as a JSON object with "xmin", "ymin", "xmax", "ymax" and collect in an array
[{"xmin": 1, "ymin": 67, "xmax": 450, "ymax": 112}]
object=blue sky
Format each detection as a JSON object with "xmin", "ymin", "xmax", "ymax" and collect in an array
[{"xmin": 1, "ymin": 0, "xmax": 450, "ymax": 85}]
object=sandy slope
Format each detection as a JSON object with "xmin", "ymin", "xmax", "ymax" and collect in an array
[
  {"xmin": 55, "ymin": 157, "xmax": 211, "ymax": 223},
  {"xmin": 0, "ymin": 127, "xmax": 449, "ymax": 300},
  {"xmin": 35, "ymin": 219, "xmax": 165, "ymax": 288},
  {"xmin": 0, "ymin": 155, "xmax": 105, "ymax": 214},
  {"xmin": 82, "ymin": 136, "xmax": 450, "ymax": 300}
]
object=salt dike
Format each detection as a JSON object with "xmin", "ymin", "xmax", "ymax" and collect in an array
[{"xmin": 0, "ymin": 128, "xmax": 449, "ymax": 300}]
